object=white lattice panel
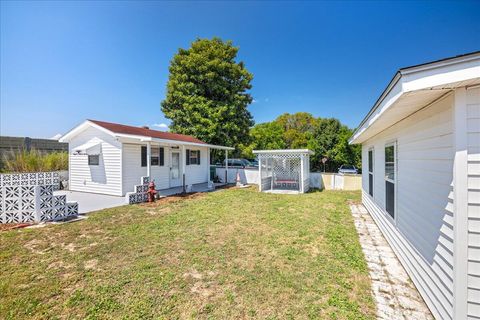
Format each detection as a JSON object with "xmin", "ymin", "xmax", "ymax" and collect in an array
[{"xmin": 256, "ymin": 151, "xmax": 311, "ymax": 193}]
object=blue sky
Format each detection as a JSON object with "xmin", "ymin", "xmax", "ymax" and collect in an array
[{"xmin": 1, "ymin": 1, "xmax": 479, "ymax": 138}]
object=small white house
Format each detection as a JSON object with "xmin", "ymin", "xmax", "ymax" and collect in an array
[
  {"xmin": 350, "ymin": 51, "xmax": 480, "ymax": 320},
  {"xmin": 59, "ymin": 120, "xmax": 233, "ymax": 196}
]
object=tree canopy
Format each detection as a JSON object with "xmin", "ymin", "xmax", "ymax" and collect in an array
[
  {"xmin": 161, "ymin": 38, "xmax": 254, "ymax": 149},
  {"xmin": 240, "ymin": 112, "xmax": 361, "ymax": 172}
]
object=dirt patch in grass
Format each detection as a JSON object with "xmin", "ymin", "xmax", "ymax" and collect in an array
[
  {"xmin": 0, "ymin": 223, "xmax": 31, "ymax": 232},
  {"xmin": 141, "ymin": 192, "xmax": 207, "ymax": 208}
]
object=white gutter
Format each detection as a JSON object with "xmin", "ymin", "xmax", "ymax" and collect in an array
[
  {"xmin": 253, "ymin": 149, "xmax": 314, "ymax": 155},
  {"xmin": 349, "ymin": 72, "xmax": 402, "ymax": 145},
  {"xmin": 116, "ymin": 133, "xmax": 234, "ymax": 150},
  {"xmin": 349, "ymin": 51, "xmax": 480, "ymax": 145}
]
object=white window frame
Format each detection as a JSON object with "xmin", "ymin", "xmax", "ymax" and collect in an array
[
  {"xmin": 189, "ymin": 150, "xmax": 200, "ymax": 165},
  {"xmin": 368, "ymin": 147, "xmax": 374, "ymax": 198},
  {"xmin": 88, "ymin": 154, "xmax": 100, "ymax": 166},
  {"xmin": 384, "ymin": 141, "xmax": 397, "ymax": 223}
]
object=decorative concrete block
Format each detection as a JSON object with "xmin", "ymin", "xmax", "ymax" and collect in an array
[
  {"xmin": 54, "ymin": 195, "xmax": 66, "ymax": 207},
  {"xmin": 0, "ymin": 171, "xmax": 77, "ymax": 223},
  {"xmin": 66, "ymin": 202, "xmax": 78, "ymax": 216}
]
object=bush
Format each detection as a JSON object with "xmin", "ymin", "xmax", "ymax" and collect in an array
[{"xmin": 1, "ymin": 149, "xmax": 68, "ymax": 173}]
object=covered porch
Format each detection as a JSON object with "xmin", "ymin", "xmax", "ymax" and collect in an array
[{"xmin": 118, "ymin": 134, "xmax": 234, "ymax": 195}]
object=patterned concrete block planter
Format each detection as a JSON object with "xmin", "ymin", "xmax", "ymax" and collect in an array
[
  {"xmin": 0, "ymin": 171, "xmax": 78, "ymax": 223},
  {"xmin": 125, "ymin": 176, "xmax": 150, "ymax": 204}
]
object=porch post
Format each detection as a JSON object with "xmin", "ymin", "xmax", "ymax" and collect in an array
[
  {"xmin": 181, "ymin": 145, "xmax": 186, "ymax": 193},
  {"xmin": 207, "ymin": 147, "xmax": 211, "ymax": 182},
  {"xmin": 146, "ymin": 141, "xmax": 151, "ymax": 179},
  {"xmin": 300, "ymin": 154, "xmax": 304, "ymax": 193},
  {"xmin": 258, "ymin": 156, "xmax": 262, "ymax": 192},
  {"xmin": 225, "ymin": 150, "xmax": 229, "ymax": 184}
]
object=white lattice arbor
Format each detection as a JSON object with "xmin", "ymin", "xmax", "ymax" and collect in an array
[{"xmin": 253, "ymin": 149, "xmax": 313, "ymax": 194}]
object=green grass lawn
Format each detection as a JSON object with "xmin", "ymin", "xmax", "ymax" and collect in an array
[{"xmin": 0, "ymin": 188, "xmax": 375, "ymax": 320}]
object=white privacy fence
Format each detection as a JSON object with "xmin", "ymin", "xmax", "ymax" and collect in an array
[
  {"xmin": 215, "ymin": 167, "xmax": 260, "ymax": 185},
  {"xmin": 0, "ymin": 171, "xmax": 78, "ymax": 223},
  {"xmin": 214, "ymin": 168, "xmax": 361, "ymax": 191}
]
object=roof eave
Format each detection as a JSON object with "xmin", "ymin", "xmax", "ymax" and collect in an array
[
  {"xmin": 253, "ymin": 149, "xmax": 314, "ymax": 155},
  {"xmin": 116, "ymin": 134, "xmax": 234, "ymax": 150},
  {"xmin": 59, "ymin": 120, "xmax": 116, "ymax": 142},
  {"xmin": 350, "ymin": 51, "xmax": 480, "ymax": 145},
  {"xmin": 349, "ymin": 72, "xmax": 402, "ymax": 145}
]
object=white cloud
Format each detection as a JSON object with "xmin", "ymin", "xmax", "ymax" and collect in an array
[
  {"xmin": 152, "ymin": 123, "xmax": 169, "ymax": 131},
  {"xmin": 252, "ymin": 99, "xmax": 258, "ymax": 103}
]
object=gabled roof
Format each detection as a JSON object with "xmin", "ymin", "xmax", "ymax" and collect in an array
[
  {"xmin": 350, "ymin": 51, "xmax": 480, "ymax": 144},
  {"xmin": 60, "ymin": 119, "xmax": 234, "ymax": 150},
  {"xmin": 88, "ymin": 119, "xmax": 207, "ymax": 145}
]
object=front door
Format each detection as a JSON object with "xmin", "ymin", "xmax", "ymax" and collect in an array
[{"xmin": 170, "ymin": 151, "xmax": 181, "ymax": 187}]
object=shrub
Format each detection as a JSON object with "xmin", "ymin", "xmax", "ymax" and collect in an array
[{"xmin": 1, "ymin": 149, "xmax": 68, "ymax": 173}]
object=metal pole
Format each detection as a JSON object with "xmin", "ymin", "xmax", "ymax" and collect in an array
[
  {"xmin": 181, "ymin": 145, "xmax": 186, "ymax": 193},
  {"xmin": 258, "ymin": 156, "xmax": 262, "ymax": 192}
]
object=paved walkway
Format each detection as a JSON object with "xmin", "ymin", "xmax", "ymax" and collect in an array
[
  {"xmin": 349, "ymin": 203, "xmax": 433, "ymax": 320},
  {"xmin": 54, "ymin": 190, "xmax": 126, "ymax": 214},
  {"xmin": 55, "ymin": 183, "xmax": 215, "ymax": 214}
]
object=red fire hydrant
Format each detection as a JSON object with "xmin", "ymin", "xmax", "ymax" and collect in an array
[{"xmin": 147, "ymin": 180, "xmax": 157, "ymax": 202}]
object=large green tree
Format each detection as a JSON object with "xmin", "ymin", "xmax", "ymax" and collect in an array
[
  {"xmin": 161, "ymin": 38, "xmax": 254, "ymax": 149},
  {"xmin": 276, "ymin": 112, "xmax": 318, "ymax": 149},
  {"xmin": 240, "ymin": 112, "xmax": 361, "ymax": 172},
  {"xmin": 239, "ymin": 122, "xmax": 286, "ymax": 159}
]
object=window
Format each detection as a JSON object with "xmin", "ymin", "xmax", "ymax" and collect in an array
[
  {"xmin": 150, "ymin": 147, "xmax": 163, "ymax": 166},
  {"xmin": 385, "ymin": 143, "xmax": 396, "ymax": 218},
  {"xmin": 142, "ymin": 146, "xmax": 165, "ymax": 167},
  {"xmin": 186, "ymin": 149, "xmax": 200, "ymax": 165},
  {"xmin": 368, "ymin": 149, "xmax": 374, "ymax": 197},
  {"xmin": 88, "ymin": 155, "xmax": 99, "ymax": 166},
  {"xmin": 151, "ymin": 147, "xmax": 159, "ymax": 166}
]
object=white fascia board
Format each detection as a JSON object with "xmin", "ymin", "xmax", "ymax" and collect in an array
[
  {"xmin": 205, "ymin": 145, "xmax": 235, "ymax": 150},
  {"xmin": 253, "ymin": 149, "xmax": 314, "ymax": 155},
  {"xmin": 349, "ymin": 54, "xmax": 480, "ymax": 145},
  {"xmin": 401, "ymin": 59, "xmax": 480, "ymax": 92},
  {"xmin": 59, "ymin": 120, "xmax": 116, "ymax": 142},
  {"xmin": 116, "ymin": 133, "xmax": 234, "ymax": 150},
  {"xmin": 349, "ymin": 76, "xmax": 403, "ymax": 144}
]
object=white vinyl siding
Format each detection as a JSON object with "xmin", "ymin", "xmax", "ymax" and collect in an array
[
  {"xmin": 68, "ymin": 126, "xmax": 122, "ymax": 196},
  {"xmin": 467, "ymin": 86, "xmax": 480, "ymax": 319},
  {"xmin": 185, "ymin": 146, "xmax": 209, "ymax": 185},
  {"xmin": 122, "ymin": 145, "xmax": 209, "ymax": 193},
  {"xmin": 362, "ymin": 93, "xmax": 455, "ymax": 319},
  {"xmin": 122, "ymin": 144, "xmax": 171, "ymax": 194}
]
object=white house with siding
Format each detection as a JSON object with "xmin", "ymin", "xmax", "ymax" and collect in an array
[
  {"xmin": 59, "ymin": 120, "xmax": 233, "ymax": 196},
  {"xmin": 350, "ymin": 51, "xmax": 480, "ymax": 320}
]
